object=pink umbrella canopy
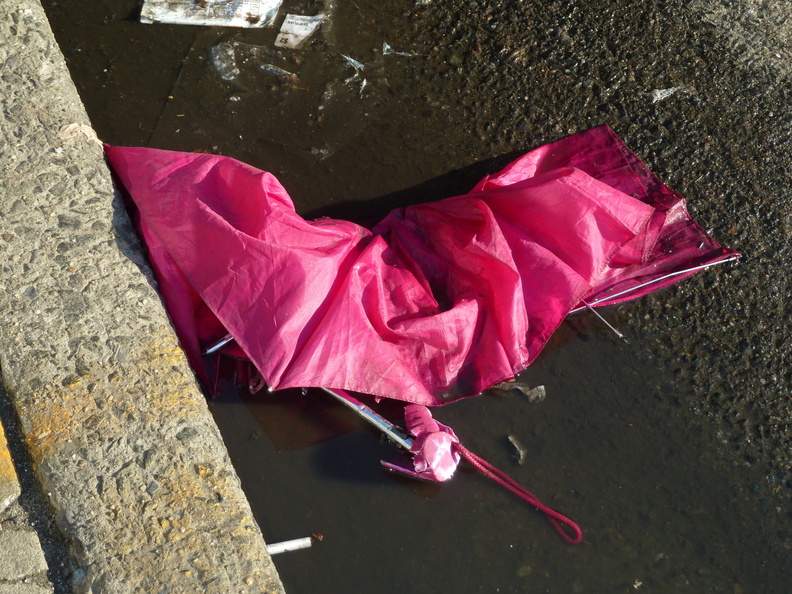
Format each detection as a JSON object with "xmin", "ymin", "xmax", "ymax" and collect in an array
[{"xmin": 105, "ymin": 125, "xmax": 738, "ymax": 406}]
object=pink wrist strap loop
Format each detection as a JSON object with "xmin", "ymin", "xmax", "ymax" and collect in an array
[{"xmin": 453, "ymin": 443, "xmax": 583, "ymax": 544}]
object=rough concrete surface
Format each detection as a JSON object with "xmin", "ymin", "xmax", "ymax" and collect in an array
[
  {"xmin": 0, "ymin": 585, "xmax": 54, "ymax": 594},
  {"xmin": 0, "ymin": 421, "xmax": 20, "ymax": 512},
  {"xmin": 1, "ymin": 383, "xmax": 70, "ymax": 593},
  {"xmin": 0, "ymin": 0, "xmax": 284, "ymax": 592},
  {"xmin": 0, "ymin": 531, "xmax": 49, "ymax": 582},
  {"xmin": 0, "ymin": 417, "xmax": 52, "ymax": 593}
]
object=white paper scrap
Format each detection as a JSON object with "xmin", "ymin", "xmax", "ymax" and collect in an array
[
  {"xmin": 275, "ymin": 14, "xmax": 325, "ymax": 49},
  {"xmin": 140, "ymin": 0, "xmax": 283, "ymax": 28}
]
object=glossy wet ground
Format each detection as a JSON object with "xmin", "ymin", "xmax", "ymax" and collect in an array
[
  {"xmin": 210, "ymin": 328, "xmax": 781, "ymax": 592},
  {"xmin": 44, "ymin": 0, "xmax": 791, "ymax": 591}
]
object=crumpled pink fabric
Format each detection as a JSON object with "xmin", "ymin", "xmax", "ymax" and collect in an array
[
  {"xmin": 381, "ymin": 405, "xmax": 461, "ymax": 482},
  {"xmin": 105, "ymin": 126, "xmax": 738, "ymax": 405}
]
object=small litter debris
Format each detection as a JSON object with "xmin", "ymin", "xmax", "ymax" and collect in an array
[
  {"xmin": 507, "ymin": 434, "xmax": 528, "ymax": 465},
  {"xmin": 651, "ymin": 87, "xmax": 679, "ymax": 103},
  {"xmin": 651, "ymin": 87, "xmax": 678, "ymax": 102},
  {"xmin": 275, "ymin": 14, "xmax": 325, "ymax": 49},
  {"xmin": 208, "ymin": 42, "xmax": 298, "ymax": 85},
  {"xmin": 490, "ymin": 380, "xmax": 546, "ymax": 403},
  {"xmin": 341, "ymin": 54, "xmax": 365, "ymax": 76},
  {"xmin": 382, "ymin": 41, "xmax": 414, "ymax": 57},
  {"xmin": 339, "ymin": 54, "xmax": 369, "ymax": 95},
  {"xmin": 520, "ymin": 384, "xmax": 546, "ymax": 403},
  {"xmin": 267, "ymin": 533, "xmax": 323, "ymax": 555},
  {"xmin": 257, "ymin": 62, "xmax": 298, "ymax": 83},
  {"xmin": 209, "ymin": 43, "xmax": 239, "ymax": 82},
  {"xmin": 140, "ymin": 0, "xmax": 283, "ymax": 28},
  {"xmin": 57, "ymin": 123, "xmax": 102, "ymax": 146}
]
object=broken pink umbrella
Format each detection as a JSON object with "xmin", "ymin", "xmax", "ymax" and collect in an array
[{"xmin": 105, "ymin": 126, "xmax": 738, "ymax": 544}]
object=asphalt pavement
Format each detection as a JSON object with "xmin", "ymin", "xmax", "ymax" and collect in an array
[{"xmin": 1, "ymin": 0, "xmax": 789, "ymax": 591}]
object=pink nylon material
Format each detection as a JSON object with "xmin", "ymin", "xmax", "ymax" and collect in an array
[
  {"xmin": 381, "ymin": 404, "xmax": 461, "ymax": 482},
  {"xmin": 105, "ymin": 126, "xmax": 738, "ymax": 405}
]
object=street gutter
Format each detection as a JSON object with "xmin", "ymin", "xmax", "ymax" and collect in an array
[{"xmin": 0, "ymin": 0, "xmax": 284, "ymax": 591}]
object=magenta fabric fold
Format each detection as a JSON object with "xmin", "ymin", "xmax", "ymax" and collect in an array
[
  {"xmin": 381, "ymin": 405, "xmax": 461, "ymax": 482},
  {"xmin": 105, "ymin": 126, "xmax": 738, "ymax": 405}
]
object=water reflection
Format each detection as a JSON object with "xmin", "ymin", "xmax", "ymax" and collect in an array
[{"xmin": 210, "ymin": 322, "xmax": 782, "ymax": 592}]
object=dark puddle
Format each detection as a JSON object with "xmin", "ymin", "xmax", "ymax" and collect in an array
[
  {"xmin": 209, "ymin": 320, "xmax": 782, "ymax": 592},
  {"xmin": 43, "ymin": 0, "xmax": 788, "ymax": 591}
]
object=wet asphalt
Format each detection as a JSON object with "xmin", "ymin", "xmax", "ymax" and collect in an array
[{"xmin": 42, "ymin": 0, "xmax": 791, "ymax": 591}]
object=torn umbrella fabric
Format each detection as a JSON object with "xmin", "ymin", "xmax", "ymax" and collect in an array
[{"xmin": 105, "ymin": 126, "xmax": 738, "ymax": 406}]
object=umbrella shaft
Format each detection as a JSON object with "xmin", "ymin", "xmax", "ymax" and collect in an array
[{"xmin": 321, "ymin": 388, "xmax": 413, "ymax": 450}]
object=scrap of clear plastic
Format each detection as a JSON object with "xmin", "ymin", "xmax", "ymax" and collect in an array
[
  {"xmin": 140, "ymin": 0, "xmax": 283, "ymax": 28},
  {"xmin": 208, "ymin": 43, "xmax": 239, "ymax": 81}
]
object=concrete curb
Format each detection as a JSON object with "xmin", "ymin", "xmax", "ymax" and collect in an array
[
  {"xmin": 0, "ymin": 1, "xmax": 284, "ymax": 592},
  {"xmin": 0, "ymin": 420, "xmax": 20, "ymax": 513},
  {"xmin": 1, "ymin": 394, "xmax": 59, "ymax": 593},
  {"xmin": 1, "ymin": 417, "xmax": 52, "ymax": 592}
]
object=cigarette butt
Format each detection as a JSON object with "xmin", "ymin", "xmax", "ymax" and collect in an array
[{"xmin": 267, "ymin": 536, "xmax": 316, "ymax": 555}]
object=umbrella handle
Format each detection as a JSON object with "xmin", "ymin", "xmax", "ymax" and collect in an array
[{"xmin": 320, "ymin": 389, "xmax": 582, "ymax": 543}]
